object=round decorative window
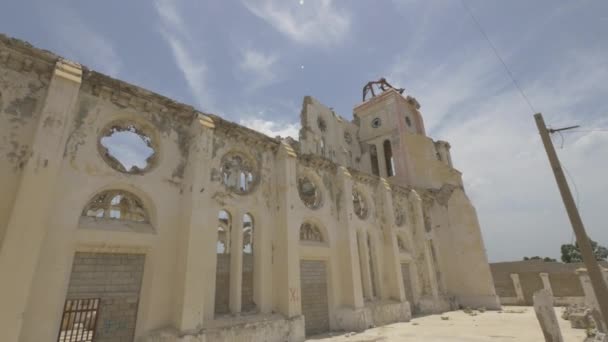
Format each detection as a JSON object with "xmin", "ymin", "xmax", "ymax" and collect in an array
[
  {"xmin": 298, "ymin": 176, "xmax": 322, "ymax": 209},
  {"xmin": 220, "ymin": 152, "xmax": 258, "ymax": 194},
  {"xmin": 371, "ymin": 117, "xmax": 382, "ymax": 128},
  {"xmin": 317, "ymin": 117, "xmax": 327, "ymax": 132},
  {"xmin": 344, "ymin": 132, "xmax": 352, "ymax": 144},
  {"xmin": 405, "ymin": 116, "xmax": 412, "ymax": 127},
  {"xmin": 352, "ymin": 189, "xmax": 368, "ymax": 219},
  {"xmin": 98, "ymin": 121, "xmax": 158, "ymax": 174}
]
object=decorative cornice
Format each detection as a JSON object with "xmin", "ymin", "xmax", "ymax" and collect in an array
[
  {"xmin": 280, "ymin": 140, "xmax": 297, "ymax": 158},
  {"xmin": 349, "ymin": 167, "xmax": 380, "ymax": 185},
  {"xmin": 81, "ymin": 70, "xmax": 198, "ymax": 124},
  {"xmin": 209, "ymin": 114, "xmax": 281, "ymax": 151},
  {"xmin": 0, "ymin": 33, "xmax": 56, "ymax": 78},
  {"xmin": 380, "ymin": 177, "xmax": 391, "ymax": 191},
  {"xmin": 298, "ymin": 153, "xmax": 337, "ymax": 172},
  {"xmin": 54, "ymin": 58, "xmax": 82, "ymax": 83},
  {"xmin": 198, "ymin": 114, "xmax": 215, "ymax": 129},
  {"xmin": 338, "ymin": 166, "xmax": 352, "ymax": 178}
]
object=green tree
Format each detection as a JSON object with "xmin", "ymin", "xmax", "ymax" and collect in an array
[
  {"xmin": 523, "ymin": 256, "xmax": 557, "ymax": 262},
  {"xmin": 561, "ymin": 239, "xmax": 608, "ymax": 263}
]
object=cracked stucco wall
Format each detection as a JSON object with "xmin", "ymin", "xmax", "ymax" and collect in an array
[{"xmin": 0, "ymin": 61, "xmax": 49, "ymax": 245}]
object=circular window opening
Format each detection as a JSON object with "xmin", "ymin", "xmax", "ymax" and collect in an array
[
  {"xmin": 352, "ymin": 189, "xmax": 368, "ymax": 219},
  {"xmin": 220, "ymin": 152, "xmax": 258, "ymax": 194},
  {"xmin": 371, "ymin": 117, "xmax": 382, "ymax": 128},
  {"xmin": 317, "ymin": 117, "xmax": 327, "ymax": 132},
  {"xmin": 99, "ymin": 122, "xmax": 157, "ymax": 174},
  {"xmin": 298, "ymin": 176, "xmax": 322, "ymax": 209},
  {"xmin": 405, "ymin": 116, "xmax": 412, "ymax": 127}
]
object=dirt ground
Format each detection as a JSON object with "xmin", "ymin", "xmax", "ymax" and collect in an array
[{"xmin": 307, "ymin": 306, "xmax": 588, "ymax": 342}]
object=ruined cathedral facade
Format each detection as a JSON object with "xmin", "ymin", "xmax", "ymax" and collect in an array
[{"xmin": 0, "ymin": 34, "xmax": 499, "ymax": 342}]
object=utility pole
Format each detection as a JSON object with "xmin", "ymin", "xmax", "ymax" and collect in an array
[{"xmin": 534, "ymin": 113, "xmax": 608, "ymax": 328}]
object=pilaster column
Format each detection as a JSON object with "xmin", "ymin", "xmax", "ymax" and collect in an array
[
  {"xmin": 539, "ymin": 272, "xmax": 553, "ymax": 297},
  {"xmin": 424, "ymin": 239, "xmax": 441, "ymax": 301},
  {"xmin": 174, "ymin": 114, "xmax": 216, "ymax": 331},
  {"xmin": 0, "ymin": 59, "xmax": 82, "ymax": 341},
  {"xmin": 377, "ymin": 179, "xmax": 404, "ymax": 301},
  {"xmin": 273, "ymin": 141, "xmax": 301, "ymax": 317},
  {"xmin": 358, "ymin": 230, "xmax": 373, "ymax": 300},
  {"xmin": 510, "ymin": 273, "xmax": 525, "ymax": 304},
  {"xmin": 336, "ymin": 167, "xmax": 365, "ymax": 308}
]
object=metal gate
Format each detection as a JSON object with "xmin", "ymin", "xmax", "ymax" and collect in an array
[
  {"xmin": 56, "ymin": 298, "xmax": 100, "ymax": 342},
  {"xmin": 300, "ymin": 260, "xmax": 330, "ymax": 336}
]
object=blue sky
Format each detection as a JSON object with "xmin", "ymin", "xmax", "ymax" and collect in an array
[{"xmin": 3, "ymin": 0, "xmax": 607, "ymax": 262}]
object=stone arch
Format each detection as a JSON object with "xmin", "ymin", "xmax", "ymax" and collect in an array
[{"xmin": 81, "ymin": 188, "xmax": 151, "ymax": 224}]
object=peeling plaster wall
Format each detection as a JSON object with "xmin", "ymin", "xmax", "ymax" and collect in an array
[
  {"xmin": 299, "ymin": 96, "xmax": 363, "ymax": 170},
  {"xmin": 0, "ymin": 55, "xmax": 50, "ymax": 246},
  {"xmin": 427, "ymin": 187, "xmax": 500, "ymax": 309},
  {"xmin": 0, "ymin": 33, "xmax": 499, "ymax": 342}
]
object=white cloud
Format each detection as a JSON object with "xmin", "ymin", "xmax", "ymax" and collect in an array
[
  {"xmin": 239, "ymin": 117, "xmax": 300, "ymax": 139},
  {"xmin": 238, "ymin": 48, "xmax": 280, "ymax": 91},
  {"xmin": 387, "ymin": 43, "xmax": 608, "ymax": 261},
  {"xmin": 154, "ymin": 0, "xmax": 214, "ymax": 111},
  {"xmin": 242, "ymin": 0, "xmax": 350, "ymax": 47},
  {"xmin": 39, "ymin": 3, "xmax": 122, "ymax": 76}
]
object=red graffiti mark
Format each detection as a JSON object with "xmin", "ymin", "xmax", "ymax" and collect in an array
[{"xmin": 289, "ymin": 288, "xmax": 299, "ymax": 302}]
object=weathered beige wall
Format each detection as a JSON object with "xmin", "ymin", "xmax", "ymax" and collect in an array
[
  {"xmin": 490, "ymin": 261, "xmax": 596, "ymax": 305},
  {"xmin": 0, "ymin": 50, "xmax": 51, "ymax": 245},
  {"xmin": 0, "ymin": 33, "xmax": 499, "ymax": 342}
]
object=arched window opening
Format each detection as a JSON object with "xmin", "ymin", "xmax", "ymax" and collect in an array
[
  {"xmin": 300, "ymin": 222, "xmax": 324, "ymax": 243},
  {"xmin": 82, "ymin": 190, "xmax": 148, "ymax": 223},
  {"xmin": 383, "ymin": 140, "xmax": 395, "ymax": 177},
  {"xmin": 370, "ymin": 145, "xmax": 380, "ymax": 176},
  {"xmin": 242, "ymin": 213, "xmax": 256, "ymax": 312},
  {"xmin": 215, "ymin": 210, "xmax": 231, "ymax": 315}
]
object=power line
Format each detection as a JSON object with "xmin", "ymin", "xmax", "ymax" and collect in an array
[{"xmin": 460, "ymin": 0, "xmax": 537, "ymax": 114}]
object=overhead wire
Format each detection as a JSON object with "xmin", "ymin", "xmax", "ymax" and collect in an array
[{"xmin": 460, "ymin": 0, "xmax": 537, "ymax": 115}]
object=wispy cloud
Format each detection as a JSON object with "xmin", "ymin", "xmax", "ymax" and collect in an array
[
  {"xmin": 39, "ymin": 3, "xmax": 122, "ymax": 76},
  {"xmin": 242, "ymin": 0, "xmax": 350, "ymax": 47},
  {"xmin": 239, "ymin": 117, "xmax": 300, "ymax": 139},
  {"xmin": 386, "ymin": 40, "xmax": 608, "ymax": 261},
  {"xmin": 238, "ymin": 48, "xmax": 280, "ymax": 91},
  {"xmin": 154, "ymin": 0, "xmax": 213, "ymax": 111}
]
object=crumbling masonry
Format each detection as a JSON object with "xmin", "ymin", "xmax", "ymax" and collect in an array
[{"xmin": 0, "ymin": 34, "xmax": 500, "ymax": 341}]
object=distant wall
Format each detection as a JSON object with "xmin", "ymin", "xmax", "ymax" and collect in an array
[{"xmin": 489, "ymin": 261, "xmax": 605, "ymax": 306}]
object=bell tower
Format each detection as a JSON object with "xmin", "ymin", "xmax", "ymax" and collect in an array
[{"xmin": 354, "ymin": 79, "xmax": 429, "ymax": 187}]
